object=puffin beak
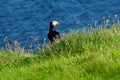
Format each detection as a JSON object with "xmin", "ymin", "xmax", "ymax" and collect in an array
[
  {"xmin": 56, "ymin": 22, "xmax": 60, "ymax": 26},
  {"xmin": 52, "ymin": 21, "xmax": 60, "ymax": 26}
]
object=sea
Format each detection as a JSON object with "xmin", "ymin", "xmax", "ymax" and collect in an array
[{"xmin": 0, "ymin": 0, "xmax": 120, "ymax": 49}]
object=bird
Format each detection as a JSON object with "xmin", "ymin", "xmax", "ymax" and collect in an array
[{"xmin": 48, "ymin": 21, "xmax": 60, "ymax": 42}]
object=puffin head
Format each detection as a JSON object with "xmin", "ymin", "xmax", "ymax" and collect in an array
[{"xmin": 50, "ymin": 21, "xmax": 60, "ymax": 27}]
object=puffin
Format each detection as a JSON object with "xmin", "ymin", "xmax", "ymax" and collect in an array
[{"xmin": 48, "ymin": 21, "xmax": 60, "ymax": 42}]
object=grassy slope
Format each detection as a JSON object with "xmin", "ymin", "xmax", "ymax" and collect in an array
[{"xmin": 0, "ymin": 25, "xmax": 120, "ymax": 80}]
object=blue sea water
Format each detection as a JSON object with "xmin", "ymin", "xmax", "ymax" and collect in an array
[{"xmin": 0, "ymin": 0, "xmax": 120, "ymax": 49}]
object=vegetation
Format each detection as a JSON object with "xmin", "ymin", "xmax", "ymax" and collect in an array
[{"xmin": 0, "ymin": 15, "xmax": 120, "ymax": 80}]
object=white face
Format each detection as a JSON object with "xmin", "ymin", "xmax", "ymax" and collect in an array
[{"xmin": 52, "ymin": 21, "xmax": 60, "ymax": 26}]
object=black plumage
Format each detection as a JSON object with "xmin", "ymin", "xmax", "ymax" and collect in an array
[{"xmin": 48, "ymin": 21, "xmax": 60, "ymax": 42}]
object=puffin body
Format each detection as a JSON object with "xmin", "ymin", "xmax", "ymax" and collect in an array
[{"xmin": 48, "ymin": 21, "xmax": 60, "ymax": 42}]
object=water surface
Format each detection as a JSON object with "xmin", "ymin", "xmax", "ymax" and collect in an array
[{"xmin": 0, "ymin": 0, "xmax": 120, "ymax": 48}]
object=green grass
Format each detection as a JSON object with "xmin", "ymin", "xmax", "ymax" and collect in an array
[{"xmin": 0, "ymin": 24, "xmax": 120, "ymax": 80}]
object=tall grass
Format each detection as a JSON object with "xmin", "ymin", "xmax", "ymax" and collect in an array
[{"xmin": 0, "ymin": 15, "xmax": 120, "ymax": 80}]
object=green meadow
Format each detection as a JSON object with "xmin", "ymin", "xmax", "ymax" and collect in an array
[{"xmin": 0, "ymin": 24, "xmax": 120, "ymax": 80}]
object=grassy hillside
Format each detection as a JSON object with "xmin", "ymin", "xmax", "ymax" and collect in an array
[{"xmin": 0, "ymin": 24, "xmax": 120, "ymax": 80}]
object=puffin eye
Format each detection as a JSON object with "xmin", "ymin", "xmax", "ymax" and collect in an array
[{"xmin": 52, "ymin": 21, "xmax": 60, "ymax": 26}]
